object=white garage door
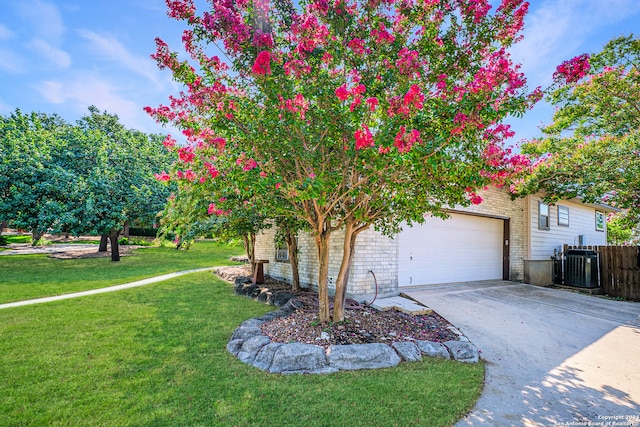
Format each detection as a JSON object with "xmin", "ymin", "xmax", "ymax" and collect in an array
[{"xmin": 398, "ymin": 214, "xmax": 504, "ymax": 287}]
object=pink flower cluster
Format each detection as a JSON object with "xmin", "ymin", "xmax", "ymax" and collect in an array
[
  {"xmin": 347, "ymin": 38, "xmax": 367, "ymax": 55},
  {"xmin": 459, "ymin": 0, "xmax": 491, "ymax": 24},
  {"xmin": 496, "ymin": 0, "xmax": 529, "ymax": 42},
  {"xmin": 154, "ymin": 172, "xmax": 171, "ymax": 182},
  {"xmin": 291, "ymin": 13, "xmax": 329, "ymax": 55},
  {"xmin": 162, "ymin": 135, "xmax": 177, "ymax": 150},
  {"xmin": 335, "ymin": 83, "xmax": 368, "ymax": 112},
  {"xmin": 201, "ymin": 1, "xmax": 251, "ymax": 54},
  {"xmin": 354, "ymin": 125, "xmax": 374, "ymax": 150},
  {"xmin": 252, "ymin": 51, "xmax": 271, "ymax": 76},
  {"xmin": 236, "ymin": 156, "xmax": 258, "ymax": 171},
  {"xmin": 204, "ymin": 162, "xmax": 220, "ymax": 179},
  {"xmin": 284, "ymin": 59, "xmax": 311, "ymax": 78},
  {"xmin": 388, "ymin": 85, "xmax": 424, "ymax": 117},
  {"xmin": 371, "ymin": 23, "xmax": 395, "ymax": 44},
  {"xmin": 178, "ymin": 146, "xmax": 195, "ymax": 163},
  {"xmin": 554, "ymin": 54, "xmax": 590, "ymax": 84},
  {"xmin": 465, "ymin": 189, "xmax": 484, "ymax": 205},
  {"xmin": 396, "ymin": 48, "xmax": 421, "ymax": 77},
  {"xmin": 280, "ymin": 93, "xmax": 310, "ymax": 119},
  {"xmin": 208, "ymin": 203, "xmax": 229, "ymax": 216},
  {"xmin": 394, "ymin": 126, "xmax": 422, "ymax": 153},
  {"xmin": 166, "ymin": 0, "xmax": 196, "ymax": 21}
]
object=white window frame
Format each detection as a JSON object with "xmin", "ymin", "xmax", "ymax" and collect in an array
[
  {"xmin": 557, "ymin": 206, "xmax": 570, "ymax": 227},
  {"xmin": 539, "ymin": 202, "xmax": 550, "ymax": 230},
  {"xmin": 595, "ymin": 211, "xmax": 605, "ymax": 232}
]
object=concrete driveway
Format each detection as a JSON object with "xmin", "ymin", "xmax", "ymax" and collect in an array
[{"xmin": 403, "ymin": 281, "xmax": 640, "ymax": 427}]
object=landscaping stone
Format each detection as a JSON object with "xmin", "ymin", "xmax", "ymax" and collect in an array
[
  {"xmin": 327, "ymin": 343, "xmax": 401, "ymax": 370},
  {"xmin": 271, "ymin": 291, "xmax": 294, "ymax": 307},
  {"xmin": 240, "ymin": 318, "xmax": 264, "ymax": 328},
  {"xmin": 226, "ymin": 338, "xmax": 245, "ymax": 357},
  {"xmin": 416, "ymin": 340, "xmax": 451, "ymax": 359},
  {"xmin": 237, "ymin": 335, "xmax": 271, "ymax": 364},
  {"xmin": 444, "ymin": 340, "xmax": 479, "ymax": 363},
  {"xmin": 391, "ymin": 341, "xmax": 422, "ymax": 362},
  {"xmin": 256, "ymin": 290, "xmax": 270, "ymax": 303},
  {"xmin": 221, "ymin": 269, "xmax": 478, "ymax": 374},
  {"xmin": 251, "ymin": 342, "xmax": 284, "ymax": 371},
  {"xmin": 269, "ymin": 343, "xmax": 328, "ymax": 374},
  {"xmin": 233, "ymin": 276, "xmax": 252, "ymax": 293},
  {"xmin": 231, "ymin": 325, "xmax": 263, "ymax": 341}
]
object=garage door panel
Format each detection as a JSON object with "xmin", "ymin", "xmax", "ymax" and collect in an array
[{"xmin": 398, "ymin": 214, "xmax": 503, "ymax": 286}]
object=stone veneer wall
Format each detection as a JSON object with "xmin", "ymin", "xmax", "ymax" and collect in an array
[{"xmin": 254, "ymin": 186, "xmax": 526, "ymax": 301}]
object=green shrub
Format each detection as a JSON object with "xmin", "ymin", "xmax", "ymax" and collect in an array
[{"xmin": 128, "ymin": 227, "xmax": 158, "ymax": 237}]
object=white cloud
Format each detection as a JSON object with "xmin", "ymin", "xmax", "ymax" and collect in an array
[
  {"xmin": 15, "ymin": 0, "xmax": 66, "ymax": 43},
  {"xmin": 77, "ymin": 29, "xmax": 163, "ymax": 88},
  {"xmin": 0, "ymin": 48, "xmax": 26, "ymax": 73},
  {"xmin": 0, "ymin": 24, "xmax": 14, "ymax": 40},
  {"xmin": 34, "ymin": 73, "xmax": 171, "ymax": 134},
  {"xmin": 27, "ymin": 39, "xmax": 72, "ymax": 69},
  {"xmin": 510, "ymin": 0, "xmax": 640, "ymax": 87}
]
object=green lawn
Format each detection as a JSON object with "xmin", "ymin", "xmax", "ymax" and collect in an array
[
  {"xmin": 0, "ymin": 271, "xmax": 484, "ymax": 427},
  {"xmin": 0, "ymin": 240, "xmax": 244, "ymax": 304}
]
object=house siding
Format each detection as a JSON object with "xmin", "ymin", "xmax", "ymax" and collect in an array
[
  {"xmin": 526, "ymin": 195, "xmax": 607, "ymax": 261},
  {"xmin": 256, "ymin": 186, "xmax": 525, "ymax": 301}
]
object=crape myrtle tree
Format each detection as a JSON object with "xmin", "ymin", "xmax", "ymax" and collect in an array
[
  {"xmin": 147, "ymin": 0, "xmax": 540, "ymax": 322},
  {"xmin": 156, "ymin": 136, "xmax": 307, "ymax": 290},
  {"xmin": 517, "ymin": 34, "xmax": 640, "ymax": 226}
]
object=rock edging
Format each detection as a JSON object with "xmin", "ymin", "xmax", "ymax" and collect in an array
[{"xmin": 226, "ymin": 276, "xmax": 480, "ymax": 374}]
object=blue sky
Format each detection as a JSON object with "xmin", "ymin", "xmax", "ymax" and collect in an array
[{"xmin": 1, "ymin": 0, "xmax": 639, "ymax": 143}]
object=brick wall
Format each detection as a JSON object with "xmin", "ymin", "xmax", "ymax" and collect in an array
[{"xmin": 255, "ymin": 186, "xmax": 526, "ymax": 301}]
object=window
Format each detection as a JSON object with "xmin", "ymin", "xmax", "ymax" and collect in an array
[
  {"xmin": 557, "ymin": 206, "xmax": 569, "ymax": 227},
  {"xmin": 538, "ymin": 202, "xmax": 550, "ymax": 230},
  {"xmin": 275, "ymin": 241, "xmax": 289, "ymax": 262},
  {"xmin": 595, "ymin": 211, "xmax": 605, "ymax": 232}
]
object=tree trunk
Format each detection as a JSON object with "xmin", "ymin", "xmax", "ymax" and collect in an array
[
  {"xmin": 32, "ymin": 230, "xmax": 43, "ymax": 246},
  {"xmin": 0, "ymin": 220, "xmax": 6, "ymax": 236},
  {"xmin": 123, "ymin": 221, "xmax": 130, "ymax": 238},
  {"xmin": 108, "ymin": 229, "xmax": 120, "ymax": 262},
  {"xmin": 333, "ymin": 221, "xmax": 369, "ymax": 322},
  {"xmin": 315, "ymin": 229, "xmax": 331, "ymax": 323},
  {"xmin": 99, "ymin": 234, "xmax": 109, "ymax": 252},
  {"xmin": 243, "ymin": 233, "xmax": 256, "ymax": 273},
  {"xmin": 285, "ymin": 232, "xmax": 301, "ymax": 292}
]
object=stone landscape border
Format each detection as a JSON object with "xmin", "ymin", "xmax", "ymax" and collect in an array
[{"xmin": 224, "ymin": 274, "xmax": 480, "ymax": 374}]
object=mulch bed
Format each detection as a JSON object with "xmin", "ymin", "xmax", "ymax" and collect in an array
[{"xmin": 217, "ymin": 265, "xmax": 460, "ymax": 348}]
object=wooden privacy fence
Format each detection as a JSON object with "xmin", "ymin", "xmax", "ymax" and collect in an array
[{"xmin": 565, "ymin": 245, "xmax": 640, "ymax": 301}]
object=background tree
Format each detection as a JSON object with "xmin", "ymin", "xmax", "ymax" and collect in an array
[
  {"xmin": 0, "ymin": 110, "xmax": 77, "ymax": 243},
  {"xmin": 0, "ymin": 107, "xmax": 172, "ymax": 259},
  {"xmin": 518, "ymin": 34, "xmax": 640, "ymax": 225},
  {"xmin": 148, "ymin": 0, "xmax": 539, "ymax": 322}
]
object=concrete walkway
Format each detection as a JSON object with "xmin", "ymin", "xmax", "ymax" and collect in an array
[
  {"xmin": 0, "ymin": 267, "xmax": 218, "ymax": 309},
  {"xmin": 404, "ymin": 281, "xmax": 640, "ymax": 427}
]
